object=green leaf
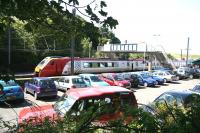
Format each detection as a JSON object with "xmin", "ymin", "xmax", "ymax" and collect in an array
[{"xmin": 100, "ymin": 1, "xmax": 107, "ymax": 8}]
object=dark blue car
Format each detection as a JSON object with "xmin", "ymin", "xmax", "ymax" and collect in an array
[
  {"xmin": 141, "ymin": 72, "xmax": 165, "ymax": 85},
  {"xmin": 132, "ymin": 72, "xmax": 158, "ymax": 87},
  {"xmin": 24, "ymin": 77, "xmax": 57, "ymax": 100},
  {"xmin": 0, "ymin": 80, "xmax": 24, "ymax": 102}
]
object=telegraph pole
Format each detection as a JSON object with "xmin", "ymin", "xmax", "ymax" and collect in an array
[
  {"xmin": 70, "ymin": 8, "xmax": 76, "ymax": 75},
  {"xmin": 180, "ymin": 49, "xmax": 183, "ymax": 60},
  {"xmin": 186, "ymin": 37, "xmax": 190, "ymax": 66}
]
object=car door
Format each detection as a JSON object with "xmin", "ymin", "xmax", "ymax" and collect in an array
[
  {"xmin": 29, "ymin": 79, "xmax": 38, "ymax": 94},
  {"xmin": 26, "ymin": 79, "xmax": 35, "ymax": 94},
  {"xmin": 56, "ymin": 78, "xmax": 65, "ymax": 90},
  {"xmin": 63, "ymin": 78, "xmax": 70, "ymax": 90},
  {"xmin": 84, "ymin": 76, "xmax": 91, "ymax": 86},
  {"xmin": 106, "ymin": 75, "xmax": 115, "ymax": 85}
]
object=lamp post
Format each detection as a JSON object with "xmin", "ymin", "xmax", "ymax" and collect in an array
[
  {"xmin": 139, "ymin": 42, "xmax": 148, "ymax": 71},
  {"xmin": 70, "ymin": 7, "xmax": 76, "ymax": 75}
]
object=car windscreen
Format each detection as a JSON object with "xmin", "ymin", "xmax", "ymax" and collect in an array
[
  {"xmin": 113, "ymin": 75, "xmax": 124, "ymax": 81},
  {"xmin": 140, "ymin": 73, "xmax": 150, "ymax": 78},
  {"xmin": 90, "ymin": 76, "xmax": 102, "ymax": 82},
  {"xmin": 37, "ymin": 58, "xmax": 51, "ymax": 69},
  {"xmin": 72, "ymin": 78, "xmax": 86, "ymax": 84},
  {"xmin": 54, "ymin": 94, "xmax": 77, "ymax": 115}
]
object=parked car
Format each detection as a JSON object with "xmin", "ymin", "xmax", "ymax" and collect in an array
[
  {"xmin": 0, "ymin": 80, "xmax": 24, "ymax": 102},
  {"xmin": 133, "ymin": 72, "xmax": 158, "ymax": 87},
  {"xmin": 54, "ymin": 76, "xmax": 88, "ymax": 91},
  {"xmin": 191, "ymin": 84, "xmax": 200, "ymax": 93},
  {"xmin": 119, "ymin": 73, "xmax": 140, "ymax": 88},
  {"xmin": 100, "ymin": 73, "xmax": 131, "ymax": 89},
  {"xmin": 152, "ymin": 71, "xmax": 177, "ymax": 82},
  {"xmin": 18, "ymin": 86, "xmax": 138, "ymax": 125},
  {"xmin": 140, "ymin": 71, "xmax": 165, "ymax": 85},
  {"xmin": 24, "ymin": 77, "xmax": 57, "ymax": 100},
  {"xmin": 142, "ymin": 89, "xmax": 200, "ymax": 114},
  {"xmin": 79, "ymin": 74, "xmax": 109, "ymax": 87},
  {"xmin": 176, "ymin": 67, "xmax": 200, "ymax": 79}
]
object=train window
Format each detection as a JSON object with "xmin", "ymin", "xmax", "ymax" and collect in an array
[
  {"xmin": 127, "ymin": 62, "xmax": 129, "ymax": 67},
  {"xmin": 83, "ymin": 62, "xmax": 92, "ymax": 68},
  {"xmin": 105, "ymin": 63, "xmax": 108, "ymax": 67},
  {"xmin": 135, "ymin": 62, "xmax": 138, "ymax": 66},
  {"xmin": 107, "ymin": 62, "xmax": 113, "ymax": 67},
  {"xmin": 100, "ymin": 63, "xmax": 105, "ymax": 68},
  {"xmin": 92, "ymin": 63, "xmax": 98, "ymax": 68},
  {"xmin": 114, "ymin": 62, "xmax": 119, "ymax": 67}
]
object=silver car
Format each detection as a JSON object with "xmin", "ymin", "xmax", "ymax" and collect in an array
[{"xmin": 54, "ymin": 76, "xmax": 88, "ymax": 91}]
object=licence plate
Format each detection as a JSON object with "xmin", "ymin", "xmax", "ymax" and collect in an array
[{"xmin": 6, "ymin": 96, "xmax": 16, "ymax": 100}]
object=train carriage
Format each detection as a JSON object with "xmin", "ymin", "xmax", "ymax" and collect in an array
[{"xmin": 35, "ymin": 56, "xmax": 146, "ymax": 77}]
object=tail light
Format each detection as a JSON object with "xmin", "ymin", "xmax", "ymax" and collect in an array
[
  {"xmin": 19, "ymin": 87, "xmax": 24, "ymax": 92},
  {"xmin": 71, "ymin": 85, "xmax": 76, "ymax": 88},
  {"xmin": 0, "ymin": 90, "xmax": 4, "ymax": 95}
]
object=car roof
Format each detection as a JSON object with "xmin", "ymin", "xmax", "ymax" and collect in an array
[
  {"xmin": 79, "ymin": 74, "xmax": 97, "ymax": 76},
  {"xmin": 160, "ymin": 89, "xmax": 196, "ymax": 98},
  {"xmin": 66, "ymin": 86, "xmax": 132, "ymax": 100},
  {"xmin": 62, "ymin": 76, "xmax": 81, "ymax": 79},
  {"xmin": 33, "ymin": 77, "xmax": 51, "ymax": 80}
]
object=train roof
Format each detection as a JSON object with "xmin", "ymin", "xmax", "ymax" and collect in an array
[
  {"xmin": 66, "ymin": 86, "xmax": 132, "ymax": 100},
  {"xmin": 44, "ymin": 57, "xmax": 142, "ymax": 61},
  {"xmin": 60, "ymin": 75, "xmax": 82, "ymax": 79}
]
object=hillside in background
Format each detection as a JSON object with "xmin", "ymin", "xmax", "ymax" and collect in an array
[{"xmin": 170, "ymin": 53, "xmax": 200, "ymax": 60}]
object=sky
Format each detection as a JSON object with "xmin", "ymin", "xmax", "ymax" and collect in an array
[{"xmin": 103, "ymin": 0, "xmax": 200, "ymax": 55}]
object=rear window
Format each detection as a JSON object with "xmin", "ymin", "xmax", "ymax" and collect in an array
[
  {"xmin": 72, "ymin": 78, "xmax": 86, "ymax": 84},
  {"xmin": 40, "ymin": 79, "xmax": 55, "ymax": 88},
  {"xmin": 90, "ymin": 76, "xmax": 102, "ymax": 82}
]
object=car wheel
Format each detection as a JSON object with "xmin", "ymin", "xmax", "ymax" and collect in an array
[
  {"xmin": 52, "ymin": 95, "xmax": 57, "ymax": 99},
  {"xmin": 163, "ymin": 79, "xmax": 167, "ymax": 83},
  {"xmin": 189, "ymin": 75, "xmax": 193, "ymax": 79},
  {"xmin": 133, "ymin": 84, "xmax": 138, "ymax": 88},
  {"xmin": 34, "ymin": 92, "xmax": 38, "ymax": 100},
  {"xmin": 143, "ymin": 82, "xmax": 148, "ymax": 87},
  {"xmin": 176, "ymin": 76, "xmax": 180, "ymax": 80}
]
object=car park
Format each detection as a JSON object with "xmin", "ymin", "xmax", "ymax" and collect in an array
[
  {"xmin": 18, "ymin": 86, "xmax": 137, "ymax": 125},
  {"xmin": 152, "ymin": 70, "xmax": 177, "ymax": 82},
  {"xmin": 54, "ymin": 76, "xmax": 88, "ymax": 91},
  {"xmin": 133, "ymin": 72, "xmax": 158, "ymax": 87},
  {"xmin": 24, "ymin": 77, "xmax": 57, "ymax": 100},
  {"xmin": 0, "ymin": 80, "xmax": 24, "ymax": 102},
  {"xmin": 100, "ymin": 73, "xmax": 131, "ymax": 88},
  {"xmin": 79, "ymin": 74, "xmax": 109, "ymax": 87},
  {"xmin": 119, "ymin": 73, "xmax": 140, "ymax": 88},
  {"xmin": 140, "ymin": 71, "xmax": 165, "ymax": 85}
]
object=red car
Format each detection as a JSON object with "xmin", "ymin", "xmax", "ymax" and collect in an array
[
  {"xmin": 100, "ymin": 73, "xmax": 131, "ymax": 89},
  {"xmin": 18, "ymin": 86, "xmax": 137, "ymax": 126}
]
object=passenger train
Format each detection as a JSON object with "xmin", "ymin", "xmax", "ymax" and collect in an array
[{"xmin": 34, "ymin": 56, "xmax": 147, "ymax": 77}]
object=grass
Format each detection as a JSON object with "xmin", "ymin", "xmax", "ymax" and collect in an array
[{"xmin": 170, "ymin": 53, "xmax": 200, "ymax": 60}]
